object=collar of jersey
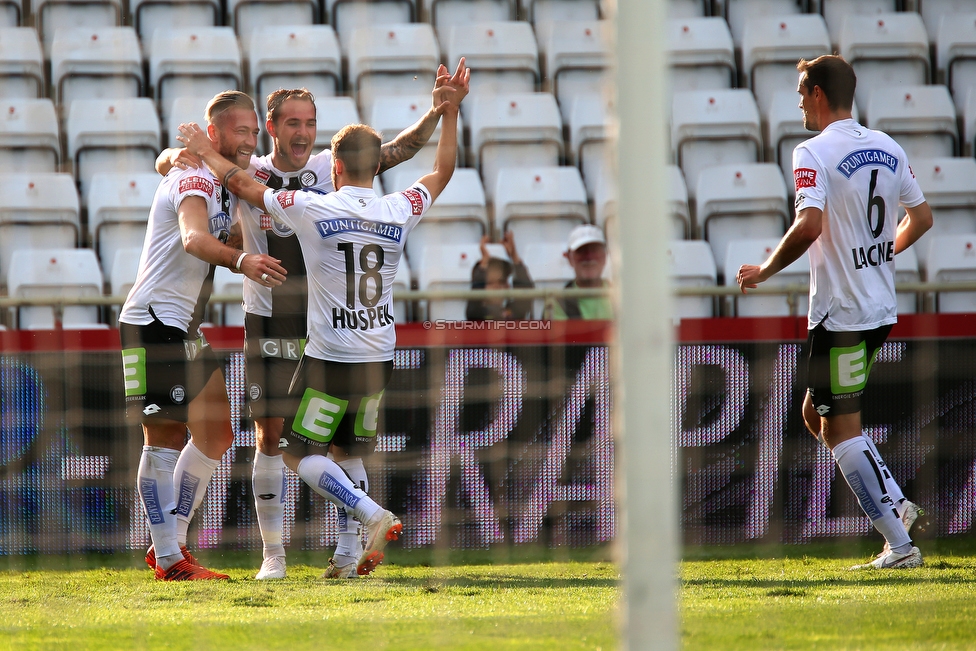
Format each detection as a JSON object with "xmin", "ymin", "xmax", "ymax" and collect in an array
[
  {"xmin": 337, "ymin": 185, "xmax": 376, "ymax": 197},
  {"xmin": 823, "ymin": 117, "xmax": 860, "ymax": 135}
]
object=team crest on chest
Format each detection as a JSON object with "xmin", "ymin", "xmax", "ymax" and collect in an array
[{"xmin": 299, "ymin": 170, "xmax": 317, "ymax": 187}]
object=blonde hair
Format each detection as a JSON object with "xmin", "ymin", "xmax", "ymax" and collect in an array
[
  {"xmin": 205, "ymin": 91, "xmax": 255, "ymax": 127},
  {"xmin": 331, "ymin": 124, "xmax": 381, "ymax": 181}
]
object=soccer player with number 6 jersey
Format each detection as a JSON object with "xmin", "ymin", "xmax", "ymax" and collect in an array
[{"xmin": 736, "ymin": 55, "xmax": 934, "ymax": 570}]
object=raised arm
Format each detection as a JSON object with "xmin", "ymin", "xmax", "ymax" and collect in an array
[
  {"xmin": 415, "ymin": 102, "xmax": 459, "ymax": 202},
  {"xmin": 178, "ymin": 122, "xmax": 270, "ymax": 211},
  {"xmin": 378, "ymin": 58, "xmax": 469, "ymax": 173}
]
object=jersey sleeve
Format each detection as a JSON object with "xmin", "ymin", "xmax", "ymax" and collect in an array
[
  {"xmin": 171, "ymin": 167, "xmax": 218, "ymax": 209},
  {"xmin": 792, "ymin": 145, "xmax": 827, "ymax": 213},
  {"xmin": 392, "ymin": 183, "xmax": 433, "ymax": 230},
  {"xmin": 899, "ymin": 161, "xmax": 926, "ymax": 209},
  {"xmin": 262, "ymin": 188, "xmax": 311, "ymax": 231}
]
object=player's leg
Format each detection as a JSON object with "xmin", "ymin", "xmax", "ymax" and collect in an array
[
  {"xmin": 253, "ymin": 416, "xmax": 288, "ymax": 579},
  {"xmin": 138, "ymin": 420, "xmax": 186, "ymax": 571},
  {"xmin": 324, "ymin": 445, "xmax": 367, "ymax": 578}
]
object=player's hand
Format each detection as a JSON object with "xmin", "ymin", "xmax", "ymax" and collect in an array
[
  {"xmin": 177, "ymin": 123, "xmax": 214, "ymax": 158},
  {"xmin": 736, "ymin": 264, "xmax": 765, "ymax": 294},
  {"xmin": 170, "ymin": 147, "xmax": 202, "ymax": 171},
  {"xmin": 432, "ymin": 58, "xmax": 469, "ymax": 114},
  {"xmin": 240, "ymin": 254, "xmax": 287, "ymax": 288}
]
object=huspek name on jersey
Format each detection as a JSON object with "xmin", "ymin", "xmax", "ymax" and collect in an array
[
  {"xmin": 314, "ymin": 218, "xmax": 403, "ymax": 243},
  {"xmin": 836, "ymin": 148, "xmax": 897, "ymax": 179},
  {"xmin": 332, "ymin": 302, "xmax": 395, "ymax": 331}
]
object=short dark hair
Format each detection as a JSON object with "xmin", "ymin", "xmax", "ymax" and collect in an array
[
  {"xmin": 266, "ymin": 88, "xmax": 316, "ymax": 124},
  {"xmin": 797, "ymin": 55, "xmax": 856, "ymax": 111},
  {"xmin": 331, "ymin": 124, "xmax": 381, "ymax": 182},
  {"xmin": 205, "ymin": 91, "xmax": 255, "ymax": 127}
]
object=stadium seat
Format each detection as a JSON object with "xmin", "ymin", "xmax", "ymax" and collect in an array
[
  {"xmin": 424, "ymin": 0, "xmax": 515, "ymax": 49},
  {"xmin": 7, "ymin": 248, "xmax": 106, "ymax": 329},
  {"xmin": 32, "ymin": 0, "xmax": 121, "ymax": 57},
  {"xmin": 346, "ymin": 24, "xmax": 440, "ymax": 120},
  {"xmin": 109, "ymin": 245, "xmax": 143, "ymax": 300},
  {"xmin": 724, "ymin": 0, "xmax": 802, "ymax": 48},
  {"xmin": 668, "ymin": 0, "xmax": 707, "ymax": 19},
  {"xmin": 666, "ymin": 17, "xmax": 735, "ymax": 97},
  {"xmin": 541, "ymin": 20, "xmax": 611, "ymax": 122},
  {"xmin": 723, "ymin": 237, "xmax": 809, "ymax": 317},
  {"xmin": 925, "ymin": 234, "xmax": 976, "ymax": 313},
  {"xmin": 0, "ymin": 98, "xmax": 60, "ymax": 173},
  {"xmin": 567, "ymin": 94, "xmax": 612, "ymax": 200},
  {"xmin": 212, "ymin": 265, "xmax": 244, "ymax": 326},
  {"xmin": 667, "ymin": 164, "xmax": 691, "ymax": 239},
  {"xmin": 667, "ymin": 239, "xmax": 716, "ymax": 320},
  {"xmin": 696, "ymin": 163, "xmax": 789, "ymax": 273},
  {"xmin": 228, "ymin": 0, "xmax": 316, "ymax": 54},
  {"xmin": 922, "ymin": 0, "xmax": 973, "ymax": 41},
  {"xmin": 492, "ymin": 166, "xmax": 589, "ymax": 249},
  {"xmin": 466, "ymin": 91, "xmax": 563, "ymax": 202},
  {"xmin": 964, "ymin": 87, "xmax": 976, "ymax": 156},
  {"xmin": 906, "ymin": 157, "xmax": 976, "ymax": 273},
  {"xmin": 521, "ymin": 239, "xmax": 575, "ymax": 318},
  {"xmin": 671, "ymin": 88, "xmax": 762, "ymax": 201},
  {"xmin": 839, "ymin": 13, "xmax": 930, "ymax": 121},
  {"xmin": 248, "ymin": 26, "xmax": 341, "ymax": 151},
  {"xmin": 148, "ymin": 27, "xmax": 242, "ymax": 126},
  {"xmin": 593, "ymin": 167, "xmax": 616, "ymax": 236},
  {"xmin": 0, "ymin": 27, "xmax": 44, "ymax": 99},
  {"xmin": 65, "ymin": 98, "xmax": 161, "ymax": 202},
  {"xmin": 445, "ymin": 21, "xmax": 539, "ymax": 101},
  {"xmin": 130, "ymin": 0, "xmax": 220, "ymax": 45},
  {"xmin": 0, "ymin": 173, "xmax": 80, "ymax": 287},
  {"xmin": 50, "ymin": 27, "xmax": 143, "ymax": 110},
  {"xmin": 165, "ymin": 96, "xmax": 210, "ymax": 148},
  {"xmin": 86, "ymin": 172, "xmax": 157, "ymax": 282},
  {"xmin": 327, "ymin": 0, "xmax": 414, "ymax": 47},
  {"xmin": 414, "ymin": 241, "xmax": 481, "ymax": 321},
  {"xmin": 530, "ymin": 0, "xmax": 601, "ymax": 48},
  {"xmin": 388, "ymin": 167, "xmax": 487, "ymax": 264},
  {"xmin": 894, "ymin": 244, "xmax": 920, "ymax": 314},
  {"xmin": 936, "ymin": 13, "xmax": 976, "ymax": 115},
  {"xmin": 741, "ymin": 14, "xmax": 831, "ymax": 116},
  {"xmin": 821, "ymin": 0, "xmax": 898, "ymax": 45},
  {"xmin": 311, "ymin": 96, "xmax": 361, "ymax": 152},
  {"xmin": 1, "ymin": 0, "xmax": 18, "ymax": 25},
  {"xmin": 392, "ymin": 254, "xmax": 411, "ymax": 322},
  {"xmin": 866, "ymin": 85, "xmax": 957, "ymax": 159}
]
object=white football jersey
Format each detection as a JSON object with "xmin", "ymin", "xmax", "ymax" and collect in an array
[
  {"xmin": 263, "ymin": 183, "xmax": 431, "ymax": 362},
  {"xmin": 239, "ymin": 150, "xmax": 335, "ymax": 317},
  {"xmin": 120, "ymin": 167, "xmax": 233, "ymax": 333},
  {"xmin": 793, "ymin": 119, "xmax": 925, "ymax": 331}
]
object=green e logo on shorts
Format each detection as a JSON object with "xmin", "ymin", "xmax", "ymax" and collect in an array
[
  {"xmin": 354, "ymin": 390, "xmax": 385, "ymax": 439},
  {"xmin": 121, "ymin": 347, "xmax": 147, "ymax": 397},
  {"xmin": 830, "ymin": 341, "xmax": 876, "ymax": 394},
  {"xmin": 293, "ymin": 388, "xmax": 349, "ymax": 444}
]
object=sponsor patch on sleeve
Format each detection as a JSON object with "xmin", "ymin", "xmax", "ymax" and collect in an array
[
  {"xmin": 276, "ymin": 190, "xmax": 296, "ymax": 209},
  {"xmin": 179, "ymin": 176, "xmax": 215, "ymax": 196},
  {"xmin": 401, "ymin": 189, "xmax": 424, "ymax": 216},
  {"xmin": 794, "ymin": 168, "xmax": 817, "ymax": 190}
]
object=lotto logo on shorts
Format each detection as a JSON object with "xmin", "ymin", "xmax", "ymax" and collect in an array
[
  {"xmin": 401, "ymin": 189, "xmax": 424, "ymax": 216},
  {"xmin": 121, "ymin": 347, "xmax": 147, "ymax": 397},
  {"xmin": 276, "ymin": 190, "xmax": 296, "ymax": 209},
  {"xmin": 179, "ymin": 176, "xmax": 215, "ymax": 196},
  {"xmin": 830, "ymin": 341, "xmax": 870, "ymax": 394},
  {"xmin": 292, "ymin": 388, "xmax": 349, "ymax": 444},
  {"xmin": 794, "ymin": 168, "xmax": 817, "ymax": 190}
]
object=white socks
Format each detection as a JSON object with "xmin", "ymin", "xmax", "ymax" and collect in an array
[
  {"xmin": 296, "ymin": 455, "xmax": 381, "ymax": 525},
  {"xmin": 173, "ymin": 441, "xmax": 220, "ymax": 548},
  {"xmin": 862, "ymin": 434, "xmax": 907, "ymax": 516},
  {"xmin": 137, "ymin": 446, "xmax": 182, "ymax": 570},
  {"xmin": 253, "ymin": 451, "xmax": 287, "ymax": 559},
  {"xmin": 334, "ymin": 458, "xmax": 368, "ymax": 563},
  {"xmin": 833, "ymin": 437, "xmax": 912, "ymax": 553}
]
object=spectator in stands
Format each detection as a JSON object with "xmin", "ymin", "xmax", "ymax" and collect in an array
[
  {"xmin": 466, "ymin": 233, "xmax": 534, "ymax": 321},
  {"xmin": 545, "ymin": 224, "xmax": 613, "ymax": 320}
]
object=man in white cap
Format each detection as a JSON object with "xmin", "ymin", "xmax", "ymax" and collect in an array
[{"xmin": 545, "ymin": 224, "xmax": 613, "ymax": 320}]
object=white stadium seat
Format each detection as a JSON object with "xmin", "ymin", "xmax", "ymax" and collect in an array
[
  {"xmin": 165, "ymin": 96, "xmax": 210, "ymax": 148},
  {"xmin": 345, "ymin": 24, "xmax": 440, "ymax": 119},
  {"xmin": 723, "ymin": 237, "xmax": 809, "ymax": 318},
  {"xmin": 765, "ymin": 89, "xmax": 807, "ymax": 197},
  {"xmin": 311, "ymin": 96, "xmax": 361, "ymax": 152},
  {"xmin": 0, "ymin": 98, "xmax": 60, "ymax": 173},
  {"xmin": 671, "ymin": 88, "xmax": 762, "ymax": 200},
  {"xmin": 392, "ymin": 254, "xmax": 411, "ymax": 323},
  {"xmin": 7, "ymin": 248, "xmax": 106, "ymax": 329},
  {"xmin": 666, "ymin": 17, "xmax": 735, "ymax": 96},
  {"xmin": 724, "ymin": 0, "xmax": 802, "ymax": 48},
  {"xmin": 936, "ymin": 13, "xmax": 976, "ymax": 115},
  {"xmin": 466, "ymin": 91, "xmax": 563, "ymax": 201},
  {"xmin": 424, "ymin": 0, "xmax": 515, "ymax": 46},
  {"xmin": 541, "ymin": 20, "xmax": 611, "ymax": 122},
  {"xmin": 228, "ymin": 0, "xmax": 316, "ymax": 53},
  {"xmin": 148, "ymin": 27, "xmax": 242, "ymax": 126},
  {"xmin": 446, "ymin": 21, "xmax": 538, "ymax": 99},
  {"xmin": 696, "ymin": 163, "xmax": 789, "ymax": 273},
  {"xmin": 922, "ymin": 1, "xmax": 974, "ymax": 41},
  {"xmin": 50, "ymin": 27, "xmax": 143, "ymax": 109},
  {"xmin": 130, "ymin": 0, "xmax": 220, "ymax": 45},
  {"xmin": 894, "ymin": 245, "xmax": 920, "ymax": 315},
  {"xmin": 925, "ymin": 234, "xmax": 976, "ymax": 313},
  {"xmin": 741, "ymin": 14, "xmax": 831, "ymax": 116},
  {"xmin": 906, "ymin": 157, "xmax": 976, "ymax": 273},
  {"xmin": 867, "ymin": 85, "xmax": 957, "ymax": 159},
  {"xmin": 326, "ymin": 0, "xmax": 414, "ymax": 47},
  {"xmin": 667, "ymin": 164, "xmax": 690, "ymax": 239},
  {"xmin": 1, "ymin": 0, "xmax": 19, "ymax": 25},
  {"xmin": 839, "ymin": 13, "xmax": 930, "ymax": 122},
  {"xmin": 86, "ymin": 172, "xmax": 158, "ymax": 282},
  {"xmin": 530, "ymin": 0, "xmax": 600, "ymax": 48},
  {"xmin": 33, "ymin": 0, "xmax": 121, "ymax": 57},
  {"xmin": 568, "ymin": 93, "xmax": 612, "ymax": 201},
  {"xmin": 668, "ymin": 0, "xmax": 706, "ymax": 19},
  {"xmin": 593, "ymin": 167, "xmax": 616, "ymax": 235},
  {"xmin": 492, "ymin": 166, "xmax": 588, "ymax": 248},
  {"xmin": 821, "ymin": 0, "xmax": 898, "ymax": 45},
  {"xmin": 110, "ymin": 245, "xmax": 143, "ymax": 300},
  {"xmin": 65, "ymin": 98, "xmax": 161, "ymax": 202},
  {"xmin": 415, "ymin": 241, "xmax": 482, "ymax": 321},
  {"xmin": 0, "ymin": 173, "xmax": 80, "ymax": 286},
  {"xmin": 0, "ymin": 27, "xmax": 44, "ymax": 99},
  {"xmin": 212, "ymin": 265, "xmax": 244, "ymax": 326},
  {"xmin": 667, "ymin": 239, "xmax": 716, "ymax": 320},
  {"xmin": 370, "ymin": 94, "xmax": 462, "ymax": 188},
  {"xmin": 521, "ymin": 239, "xmax": 575, "ymax": 318}
]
